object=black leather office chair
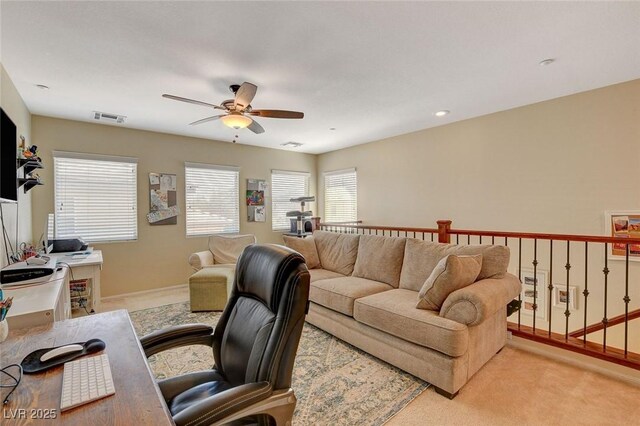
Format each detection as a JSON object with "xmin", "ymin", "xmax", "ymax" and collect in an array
[{"xmin": 140, "ymin": 244, "xmax": 310, "ymax": 426}]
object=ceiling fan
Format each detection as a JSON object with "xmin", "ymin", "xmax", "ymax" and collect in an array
[{"xmin": 162, "ymin": 82, "xmax": 304, "ymax": 134}]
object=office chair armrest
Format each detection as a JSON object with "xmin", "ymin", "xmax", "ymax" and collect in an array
[
  {"xmin": 172, "ymin": 381, "xmax": 272, "ymax": 426},
  {"xmin": 140, "ymin": 323, "xmax": 214, "ymax": 357}
]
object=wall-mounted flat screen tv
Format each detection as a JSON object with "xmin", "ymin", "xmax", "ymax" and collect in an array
[{"xmin": 1, "ymin": 108, "xmax": 18, "ymax": 203}]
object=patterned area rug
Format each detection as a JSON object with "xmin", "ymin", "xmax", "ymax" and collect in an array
[{"xmin": 130, "ymin": 302, "xmax": 429, "ymax": 425}]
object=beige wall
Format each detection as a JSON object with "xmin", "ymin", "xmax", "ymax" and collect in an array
[
  {"xmin": 0, "ymin": 64, "xmax": 32, "ymax": 268},
  {"xmin": 317, "ymin": 79, "xmax": 640, "ymax": 345},
  {"xmin": 317, "ymin": 79, "xmax": 640, "ymax": 235},
  {"xmin": 31, "ymin": 116, "xmax": 316, "ymax": 296}
]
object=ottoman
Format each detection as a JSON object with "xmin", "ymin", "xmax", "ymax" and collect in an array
[{"xmin": 188, "ymin": 266, "xmax": 235, "ymax": 312}]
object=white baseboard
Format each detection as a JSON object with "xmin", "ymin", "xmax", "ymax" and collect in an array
[
  {"xmin": 101, "ymin": 283, "xmax": 188, "ymax": 301},
  {"xmin": 508, "ymin": 337, "xmax": 640, "ymax": 387}
]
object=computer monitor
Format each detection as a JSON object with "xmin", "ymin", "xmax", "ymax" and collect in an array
[{"xmin": 43, "ymin": 213, "xmax": 54, "ymax": 254}]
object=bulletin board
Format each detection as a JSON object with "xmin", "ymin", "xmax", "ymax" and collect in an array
[
  {"xmin": 246, "ymin": 179, "xmax": 266, "ymax": 222},
  {"xmin": 147, "ymin": 172, "xmax": 179, "ymax": 225}
]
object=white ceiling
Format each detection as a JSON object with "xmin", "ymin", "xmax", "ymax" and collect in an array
[{"xmin": 1, "ymin": 2, "xmax": 639, "ymax": 154}]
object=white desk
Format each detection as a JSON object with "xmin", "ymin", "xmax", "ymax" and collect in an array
[
  {"xmin": 3, "ymin": 267, "xmax": 71, "ymax": 329},
  {"xmin": 49, "ymin": 250, "xmax": 103, "ymax": 313}
]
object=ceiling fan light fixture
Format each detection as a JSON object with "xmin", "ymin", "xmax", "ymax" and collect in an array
[{"xmin": 221, "ymin": 113, "xmax": 252, "ymax": 129}]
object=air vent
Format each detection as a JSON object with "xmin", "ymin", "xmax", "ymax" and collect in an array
[
  {"xmin": 280, "ymin": 141, "xmax": 303, "ymax": 148},
  {"xmin": 93, "ymin": 111, "xmax": 126, "ymax": 124}
]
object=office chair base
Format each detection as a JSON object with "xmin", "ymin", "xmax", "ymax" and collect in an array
[{"xmin": 212, "ymin": 388, "xmax": 297, "ymax": 426}]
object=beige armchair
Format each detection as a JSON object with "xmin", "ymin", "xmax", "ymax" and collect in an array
[
  {"xmin": 188, "ymin": 234, "xmax": 257, "ymax": 312},
  {"xmin": 188, "ymin": 234, "xmax": 257, "ymax": 271}
]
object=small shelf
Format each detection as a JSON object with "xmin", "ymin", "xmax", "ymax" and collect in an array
[
  {"xmin": 17, "ymin": 158, "xmax": 44, "ymax": 175},
  {"xmin": 18, "ymin": 178, "xmax": 44, "ymax": 193}
]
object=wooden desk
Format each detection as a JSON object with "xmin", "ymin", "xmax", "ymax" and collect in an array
[{"xmin": 1, "ymin": 310, "xmax": 173, "ymax": 425}]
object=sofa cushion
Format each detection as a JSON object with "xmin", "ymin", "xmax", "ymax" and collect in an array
[
  {"xmin": 313, "ymin": 230, "xmax": 360, "ymax": 276},
  {"xmin": 310, "ymin": 276, "xmax": 393, "ymax": 317},
  {"xmin": 282, "ymin": 235, "xmax": 321, "ymax": 269},
  {"xmin": 309, "ymin": 268, "xmax": 345, "ymax": 283},
  {"xmin": 352, "ymin": 235, "xmax": 406, "ymax": 287},
  {"xmin": 354, "ymin": 289, "xmax": 469, "ymax": 357},
  {"xmin": 417, "ymin": 254, "xmax": 482, "ymax": 311},
  {"xmin": 399, "ymin": 239, "xmax": 510, "ymax": 291},
  {"xmin": 208, "ymin": 234, "xmax": 257, "ymax": 264}
]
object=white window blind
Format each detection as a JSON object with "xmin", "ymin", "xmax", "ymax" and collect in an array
[
  {"xmin": 271, "ymin": 170, "xmax": 310, "ymax": 231},
  {"xmin": 324, "ymin": 168, "xmax": 357, "ymax": 222},
  {"xmin": 185, "ymin": 162, "xmax": 239, "ymax": 236},
  {"xmin": 54, "ymin": 152, "xmax": 138, "ymax": 243}
]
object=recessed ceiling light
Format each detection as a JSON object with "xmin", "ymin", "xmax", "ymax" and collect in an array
[
  {"xmin": 35, "ymin": 84, "xmax": 49, "ymax": 90},
  {"xmin": 434, "ymin": 110, "xmax": 450, "ymax": 117},
  {"xmin": 329, "ymin": 128, "xmax": 336, "ymax": 131},
  {"xmin": 539, "ymin": 58, "xmax": 555, "ymax": 66},
  {"xmin": 281, "ymin": 141, "xmax": 303, "ymax": 148}
]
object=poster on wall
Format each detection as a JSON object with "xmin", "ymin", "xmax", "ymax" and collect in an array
[
  {"xmin": 247, "ymin": 179, "xmax": 266, "ymax": 222},
  {"xmin": 148, "ymin": 172, "xmax": 179, "ymax": 225},
  {"xmin": 605, "ymin": 211, "xmax": 640, "ymax": 261}
]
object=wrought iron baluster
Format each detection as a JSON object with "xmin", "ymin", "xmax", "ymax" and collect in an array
[
  {"xmin": 413, "ymin": 231, "xmax": 416, "ymax": 239},
  {"xmin": 504, "ymin": 237, "xmax": 508, "ymax": 246},
  {"xmin": 479, "ymin": 235, "xmax": 483, "ymax": 244},
  {"xmin": 583, "ymin": 242, "xmax": 589, "ymax": 346},
  {"xmin": 603, "ymin": 243, "xmax": 609, "ymax": 352},
  {"xmin": 518, "ymin": 238, "xmax": 522, "ymax": 329},
  {"xmin": 548, "ymin": 240, "xmax": 554, "ymax": 337},
  {"xmin": 624, "ymin": 244, "xmax": 630, "ymax": 356},
  {"xmin": 456, "ymin": 234, "xmax": 459, "ymax": 244},
  {"xmin": 467, "ymin": 235, "xmax": 471, "ymax": 245},
  {"xmin": 532, "ymin": 239, "xmax": 538, "ymax": 333},
  {"xmin": 492, "ymin": 236, "xmax": 495, "ymax": 244},
  {"xmin": 565, "ymin": 241, "xmax": 571, "ymax": 341}
]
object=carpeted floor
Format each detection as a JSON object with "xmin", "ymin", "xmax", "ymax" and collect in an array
[{"xmin": 130, "ymin": 302, "xmax": 428, "ymax": 425}]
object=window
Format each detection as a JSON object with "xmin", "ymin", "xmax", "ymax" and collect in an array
[
  {"xmin": 271, "ymin": 170, "xmax": 310, "ymax": 231},
  {"xmin": 324, "ymin": 168, "xmax": 357, "ymax": 222},
  {"xmin": 54, "ymin": 151, "xmax": 138, "ymax": 242},
  {"xmin": 185, "ymin": 162, "xmax": 239, "ymax": 236}
]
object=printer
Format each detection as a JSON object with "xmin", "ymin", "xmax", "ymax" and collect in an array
[{"xmin": 0, "ymin": 256, "xmax": 58, "ymax": 286}]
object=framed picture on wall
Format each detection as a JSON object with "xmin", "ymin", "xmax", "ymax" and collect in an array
[
  {"xmin": 519, "ymin": 268, "xmax": 548, "ymax": 321},
  {"xmin": 552, "ymin": 285, "xmax": 578, "ymax": 311},
  {"xmin": 605, "ymin": 210, "xmax": 640, "ymax": 262}
]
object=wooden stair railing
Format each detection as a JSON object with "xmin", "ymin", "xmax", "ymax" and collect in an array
[
  {"xmin": 319, "ymin": 219, "xmax": 640, "ymax": 371},
  {"xmin": 568, "ymin": 308, "xmax": 640, "ymax": 338},
  {"xmin": 509, "ymin": 322, "xmax": 640, "ymax": 370}
]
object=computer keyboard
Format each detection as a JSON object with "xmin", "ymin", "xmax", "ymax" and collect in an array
[{"xmin": 60, "ymin": 354, "xmax": 115, "ymax": 411}]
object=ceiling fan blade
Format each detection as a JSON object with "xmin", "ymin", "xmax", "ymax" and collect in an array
[
  {"xmin": 247, "ymin": 118, "xmax": 265, "ymax": 134},
  {"xmin": 249, "ymin": 109, "xmax": 304, "ymax": 119},
  {"xmin": 189, "ymin": 115, "xmax": 224, "ymax": 126},
  {"xmin": 234, "ymin": 82, "xmax": 257, "ymax": 110},
  {"xmin": 162, "ymin": 94, "xmax": 224, "ymax": 110}
]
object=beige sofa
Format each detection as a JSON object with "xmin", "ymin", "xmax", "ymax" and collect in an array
[{"xmin": 284, "ymin": 230, "xmax": 521, "ymax": 398}]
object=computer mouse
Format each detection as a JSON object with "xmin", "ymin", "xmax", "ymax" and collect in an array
[{"xmin": 40, "ymin": 344, "xmax": 84, "ymax": 362}]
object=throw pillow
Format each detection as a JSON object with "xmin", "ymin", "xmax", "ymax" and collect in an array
[
  {"xmin": 416, "ymin": 254, "xmax": 482, "ymax": 311},
  {"xmin": 282, "ymin": 235, "xmax": 321, "ymax": 269}
]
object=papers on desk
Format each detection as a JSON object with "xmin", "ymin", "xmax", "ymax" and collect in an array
[{"xmin": 62, "ymin": 249, "xmax": 94, "ymax": 262}]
